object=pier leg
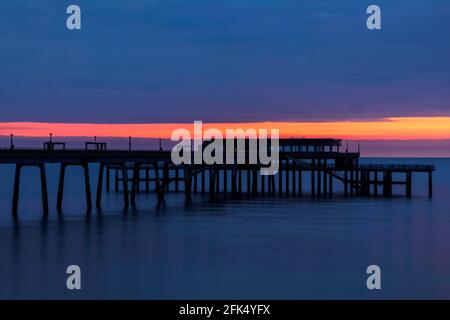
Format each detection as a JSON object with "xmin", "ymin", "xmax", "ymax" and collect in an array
[
  {"xmin": 184, "ymin": 165, "xmax": 192, "ymax": 201},
  {"xmin": 145, "ymin": 168, "xmax": 150, "ymax": 193},
  {"xmin": 224, "ymin": 168, "xmax": 228, "ymax": 193},
  {"xmin": 261, "ymin": 172, "xmax": 265, "ymax": 194},
  {"xmin": 96, "ymin": 163, "xmax": 105, "ymax": 209},
  {"xmin": 329, "ymin": 168, "xmax": 333, "ymax": 196},
  {"xmin": 298, "ymin": 168, "xmax": 302, "ymax": 196},
  {"xmin": 162, "ymin": 163, "xmax": 169, "ymax": 201},
  {"xmin": 194, "ymin": 167, "xmax": 198, "ymax": 193},
  {"xmin": 317, "ymin": 160, "xmax": 321, "ymax": 196},
  {"xmin": 238, "ymin": 169, "xmax": 242, "ymax": 194},
  {"xmin": 247, "ymin": 169, "xmax": 251, "ymax": 195},
  {"xmin": 83, "ymin": 163, "xmax": 92, "ymax": 211},
  {"xmin": 106, "ymin": 164, "xmax": 110, "ymax": 192},
  {"xmin": 374, "ymin": 171, "xmax": 378, "ymax": 196},
  {"xmin": 350, "ymin": 170, "xmax": 354, "ymax": 196},
  {"xmin": 323, "ymin": 160, "xmax": 327, "ymax": 196},
  {"xmin": 121, "ymin": 163, "xmax": 129, "ymax": 209},
  {"xmin": 360, "ymin": 170, "xmax": 366, "ymax": 196},
  {"xmin": 366, "ymin": 171, "xmax": 371, "ymax": 195},
  {"xmin": 12, "ymin": 164, "xmax": 21, "ymax": 216},
  {"xmin": 39, "ymin": 164, "xmax": 49, "ymax": 215},
  {"xmin": 311, "ymin": 159, "xmax": 315, "ymax": 197},
  {"xmin": 57, "ymin": 164, "xmax": 66, "ymax": 213},
  {"xmin": 383, "ymin": 171, "xmax": 392, "ymax": 197},
  {"xmin": 271, "ymin": 175, "xmax": 276, "ymax": 194},
  {"xmin": 406, "ymin": 171, "xmax": 412, "ymax": 197},
  {"xmin": 285, "ymin": 160, "xmax": 290, "ymax": 194},
  {"xmin": 209, "ymin": 167, "xmax": 215, "ymax": 196},
  {"xmin": 231, "ymin": 166, "xmax": 237, "ymax": 195},
  {"xmin": 252, "ymin": 168, "xmax": 258, "ymax": 195},
  {"xmin": 175, "ymin": 166, "xmax": 179, "ymax": 192},
  {"xmin": 165, "ymin": 166, "xmax": 169, "ymax": 192},
  {"xmin": 344, "ymin": 169, "xmax": 348, "ymax": 196},
  {"xmin": 216, "ymin": 167, "xmax": 220, "ymax": 193},
  {"xmin": 278, "ymin": 160, "xmax": 283, "ymax": 195},
  {"xmin": 154, "ymin": 163, "xmax": 161, "ymax": 201},
  {"xmin": 115, "ymin": 168, "xmax": 119, "ymax": 192},
  {"xmin": 292, "ymin": 162, "xmax": 296, "ymax": 194},
  {"xmin": 131, "ymin": 162, "xmax": 140, "ymax": 206},
  {"xmin": 201, "ymin": 166, "xmax": 205, "ymax": 194}
]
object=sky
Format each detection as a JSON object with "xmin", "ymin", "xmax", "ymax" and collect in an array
[{"xmin": 0, "ymin": 0, "xmax": 449, "ymax": 155}]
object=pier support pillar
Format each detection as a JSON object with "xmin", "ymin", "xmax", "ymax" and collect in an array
[
  {"xmin": 231, "ymin": 166, "xmax": 237, "ymax": 195},
  {"xmin": 247, "ymin": 168, "xmax": 251, "ymax": 195},
  {"xmin": 252, "ymin": 168, "xmax": 258, "ymax": 195},
  {"xmin": 175, "ymin": 166, "xmax": 179, "ymax": 192},
  {"xmin": 224, "ymin": 168, "xmax": 228, "ymax": 193},
  {"xmin": 311, "ymin": 159, "xmax": 315, "ymax": 197},
  {"xmin": 350, "ymin": 170, "xmax": 354, "ymax": 196},
  {"xmin": 106, "ymin": 164, "xmax": 110, "ymax": 192},
  {"xmin": 209, "ymin": 167, "xmax": 216, "ymax": 197},
  {"xmin": 39, "ymin": 164, "xmax": 49, "ymax": 215},
  {"xmin": 292, "ymin": 162, "xmax": 296, "ymax": 194},
  {"xmin": 344, "ymin": 169, "xmax": 348, "ymax": 196},
  {"xmin": 328, "ymin": 168, "xmax": 333, "ymax": 196},
  {"xmin": 145, "ymin": 168, "xmax": 150, "ymax": 193},
  {"xmin": 184, "ymin": 165, "xmax": 192, "ymax": 202},
  {"xmin": 216, "ymin": 167, "xmax": 220, "ymax": 193},
  {"xmin": 406, "ymin": 171, "xmax": 412, "ymax": 198},
  {"xmin": 12, "ymin": 164, "xmax": 21, "ymax": 216},
  {"xmin": 383, "ymin": 171, "xmax": 393, "ymax": 197},
  {"xmin": 298, "ymin": 168, "xmax": 302, "ymax": 196},
  {"xmin": 194, "ymin": 167, "xmax": 198, "ymax": 193},
  {"xmin": 114, "ymin": 168, "xmax": 119, "ymax": 192},
  {"xmin": 83, "ymin": 163, "xmax": 92, "ymax": 211},
  {"xmin": 317, "ymin": 159, "xmax": 321, "ymax": 196},
  {"xmin": 271, "ymin": 175, "xmax": 276, "ymax": 194},
  {"xmin": 278, "ymin": 160, "xmax": 283, "ymax": 195},
  {"xmin": 154, "ymin": 162, "xmax": 168, "ymax": 204},
  {"xmin": 374, "ymin": 171, "xmax": 378, "ymax": 196},
  {"xmin": 285, "ymin": 160, "xmax": 290, "ymax": 194},
  {"xmin": 131, "ymin": 162, "xmax": 141, "ymax": 206},
  {"xmin": 238, "ymin": 169, "xmax": 242, "ymax": 194},
  {"xmin": 121, "ymin": 163, "xmax": 129, "ymax": 209},
  {"xmin": 96, "ymin": 163, "xmax": 105, "ymax": 209},
  {"xmin": 57, "ymin": 164, "xmax": 66, "ymax": 213},
  {"xmin": 261, "ymin": 172, "xmax": 266, "ymax": 194}
]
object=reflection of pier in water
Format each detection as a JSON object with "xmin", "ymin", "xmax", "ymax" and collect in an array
[{"xmin": 0, "ymin": 138, "xmax": 435, "ymax": 216}]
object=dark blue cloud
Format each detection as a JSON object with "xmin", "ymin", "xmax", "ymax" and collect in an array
[{"xmin": 0, "ymin": 0, "xmax": 449, "ymax": 122}]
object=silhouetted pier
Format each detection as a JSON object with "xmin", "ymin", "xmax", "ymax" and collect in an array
[{"xmin": 0, "ymin": 138, "xmax": 435, "ymax": 216}]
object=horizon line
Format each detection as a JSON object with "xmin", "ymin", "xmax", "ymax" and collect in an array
[{"xmin": 1, "ymin": 117, "xmax": 450, "ymax": 140}]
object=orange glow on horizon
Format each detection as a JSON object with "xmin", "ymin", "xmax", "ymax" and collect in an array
[{"xmin": 1, "ymin": 117, "xmax": 450, "ymax": 140}]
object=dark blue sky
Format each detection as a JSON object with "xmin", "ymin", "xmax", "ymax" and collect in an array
[{"xmin": 0, "ymin": 0, "xmax": 449, "ymax": 123}]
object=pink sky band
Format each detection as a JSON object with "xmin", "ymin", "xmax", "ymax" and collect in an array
[{"xmin": 1, "ymin": 117, "xmax": 450, "ymax": 140}]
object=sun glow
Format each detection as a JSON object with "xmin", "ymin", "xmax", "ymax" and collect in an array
[{"xmin": 0, "ymin": 117, "xmax": 450, "ymax": 140}]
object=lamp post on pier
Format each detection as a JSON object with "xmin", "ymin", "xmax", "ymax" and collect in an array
[{"xmin": 10, "ymin": 134, "xmax": 14, "ymax": 150}]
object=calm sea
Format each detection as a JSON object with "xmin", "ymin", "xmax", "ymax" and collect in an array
[{"xmin": 0, "ymin": 158, "xmax": 449, "ymax": 299}]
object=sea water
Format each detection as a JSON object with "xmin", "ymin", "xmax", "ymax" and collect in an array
[{"xmin": 0, "ymin": 158, "xmax": 449, "ymax": 299}]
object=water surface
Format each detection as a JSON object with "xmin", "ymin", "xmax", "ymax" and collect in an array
[{"xmin": 0, "ymin": 158, "xmax": 449, "ymax": 299}]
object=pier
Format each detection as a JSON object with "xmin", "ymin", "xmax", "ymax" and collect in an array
[{"xmin": 0, "ymin": 138, "xmax": 435, "ymax": 216}]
